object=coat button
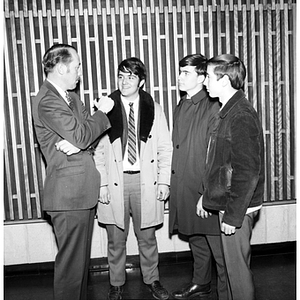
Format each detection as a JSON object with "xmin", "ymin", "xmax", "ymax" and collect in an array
[
  {"xmin": 154, "ymin": 181, "xmax": 157, "ymax": 185},
  {"xmin": 172, "ymin": 170, "xmax": 175, "ymax": 174},
  {"xmin": 151, "ymin": 159, "xmax": 154, "ymax": 163},
  {"xmin": 114, "ymin": 183, "xmax": 118, "ymax": 186},
  {"xmin": 176, "ymin": 145, "xmax": 179, "ymax": 149}
]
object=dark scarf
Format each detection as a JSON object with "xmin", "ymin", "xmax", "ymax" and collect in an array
[{"xmin": 106, "ymin": 89, "xmax": 155, "ymax": 152}]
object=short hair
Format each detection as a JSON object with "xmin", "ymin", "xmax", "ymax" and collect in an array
[
  {"xmin": 207, "ymin": 54, "xmax": 246, "ymax": 90},
  {"xmin": 179, "ymin": 54, "xmax": 207, "ymax": 76},
  {"xmin": 118, "ymin": 57, "xmax": 147, "ymax": 82},
  {"xmin": 42, "ymin": 44, "xmax": 77, "ymax": 76}
]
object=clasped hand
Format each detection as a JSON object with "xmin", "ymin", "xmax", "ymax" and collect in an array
[
  {"xmin": 93, "ymin": 96, "xmax": 114, "ymax": 114},
  {"xmin": 55, "ymin": 140, "xmax": 81, "ymax": 155}
]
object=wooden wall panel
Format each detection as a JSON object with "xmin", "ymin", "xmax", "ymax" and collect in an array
[{"xmin": 3, "ymin": 0, "xmax": 296, "ymax": 222}]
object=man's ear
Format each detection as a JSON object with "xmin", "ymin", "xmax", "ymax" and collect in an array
[
  {"xmin": 139, "ymin": 79, "xmax": 146, "ymax": 88},
  {"xmin": 197, "ymin": 74, "xmax": 206, "ymax": 84},
  {"xmin": 56, "ymin": 63, "xmax": 67, "ymax": 75},
  {"xmin": 222, "ymin": 74, "xmax": 231, "ymax": 87}
]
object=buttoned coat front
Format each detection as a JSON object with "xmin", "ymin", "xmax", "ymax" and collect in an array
[
  {"xmin": 169, "ymin": 90, "xmax": 221, "ymax": 235},
  {"xmin": 94, "ymin": 90, "xmax": 172, "ymax": 230}
]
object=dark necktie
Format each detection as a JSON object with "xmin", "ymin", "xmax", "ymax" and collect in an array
[
  {"xmin": 128, "ymin": 102, "xmax": 137, "ymax": 164},
  {"xmin": 65, "ymin": 91, "xmax": 74, "ymax": 111}
]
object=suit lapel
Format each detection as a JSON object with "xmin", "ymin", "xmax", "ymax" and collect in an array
[{"xmin": 44, "ymin": 80, "xmax": 74, "ymax": 112}]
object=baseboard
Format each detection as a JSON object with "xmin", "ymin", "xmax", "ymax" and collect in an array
[{"xmin": 4, "ymin": 241, "xmax": 296, "ymax": 277}]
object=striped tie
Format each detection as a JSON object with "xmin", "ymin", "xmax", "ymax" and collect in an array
[
  {"xmin": 128, "ymin": 102, "xmax": 137, "ymax": 164},
  {"xmin": 65, "ymin": 91, "xmax": 74, "ymax": 111}
]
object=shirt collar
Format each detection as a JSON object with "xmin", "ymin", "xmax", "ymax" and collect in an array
[
  {"xmin": 47, "ymin": 79, "xmax": 67, "ymax": 100},
  {"xmin": 188, "ymin": 89, "xmax": 208, "ymax": 104},
  {"xmin": 121, "ymin": 94, "xmax": 139, "ymax": 108}
]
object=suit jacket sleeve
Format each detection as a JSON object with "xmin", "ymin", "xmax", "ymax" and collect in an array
[{"xmin": 38, "ymin": 92, "xmax": 111, "ymax": 149}]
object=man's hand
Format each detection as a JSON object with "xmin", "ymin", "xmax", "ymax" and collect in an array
[
  {"xmin": 196, "ymin": 195, "xmax": 212, "ymax": 218},
  {"xmin": 55, "ymin": 140, "xmax": 81, "ymax": 155},
  {"xmin": 221, "ymin": 222, "xmax": 236, "ymax": 235},
  {"xmin": 157, "ymin": 184, "xmax": 170, "ymax": 201},
  {"xmin": 98, "ymin": 186, "xmax": 111, "ymax": 204},
  {"xmin": 94, "ymin": 96, "xmax": 114, "ymax": 114}
]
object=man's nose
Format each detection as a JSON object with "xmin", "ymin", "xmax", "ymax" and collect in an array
[
  {"xmin": 78, "ymin": 68, "xmax": 83, "ymax": 77},
  {"xmin": 122, "ymin": 77, "xmax": 130, "ymax": 84}
]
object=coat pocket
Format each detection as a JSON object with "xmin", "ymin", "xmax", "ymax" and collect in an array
[
  {"xmin": 56, "ymin": 165, "xmax": 85, "ymax": 177},
  {"xmin": 54, "ymin": 166, "xmax": 86, "ymax": 202},
  {"xmin": 219, "ymin": 165, "xmax": 233, "ymax": 190}
]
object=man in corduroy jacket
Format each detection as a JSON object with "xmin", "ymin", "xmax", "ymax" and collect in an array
[{"xmin": 198, "ymin": 54, "xmax": 265, "ymax": 300}]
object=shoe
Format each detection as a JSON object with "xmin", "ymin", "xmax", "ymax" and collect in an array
[
  {"xmin": 172, "ymin": 282, "xmax": 211, "ymax": 299},
  {"xmin": 147, "ymin": 280, "xmax": 169, "ymax": 300},
  {"xmin": 107, "ymin": 285, "xmax": 123, "ymax": 300}
]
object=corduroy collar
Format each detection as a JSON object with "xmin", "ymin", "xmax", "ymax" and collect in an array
[{"xmin": 219, "ymin": 89, "xmax": 246, "ymax": 119}]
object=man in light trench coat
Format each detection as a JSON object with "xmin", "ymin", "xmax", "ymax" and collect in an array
[{"xmin": 94, "ymin": 57, "xmax": 173, "ymax": 300}]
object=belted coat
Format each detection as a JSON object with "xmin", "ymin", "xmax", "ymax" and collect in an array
[{"xmin": 94, "ymin": 89, "xmax": 172, "ymax": 230}]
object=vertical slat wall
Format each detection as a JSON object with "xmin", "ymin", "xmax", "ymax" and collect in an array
[{"xmin": 3, "ymin": 0, "xmax": 296, "ymax": 222}]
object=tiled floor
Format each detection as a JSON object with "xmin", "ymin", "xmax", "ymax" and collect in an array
[{"xmin": 4, "ymin": 242, "xmax": 296, "ymax": 300}]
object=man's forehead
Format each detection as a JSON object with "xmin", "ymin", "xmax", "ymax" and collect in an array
[
  {"xmin": 179, "ymin": 65, "xmax": 197, "ymax": 73},
  {"xmin": 118, "ymin": 70, "xmax": 137, "ymax": 77},
  {"xmin": 69, "ymin": 50, "xmax": 80, "ymax": 65},
  {"xmin": 206, "ymin": 65, "xmax": 216, "ymax": 74}
]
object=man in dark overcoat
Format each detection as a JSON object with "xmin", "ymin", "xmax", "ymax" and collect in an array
[{"xmin": 169, "ymin": 54, "xmax": 227, "ymax": 300}]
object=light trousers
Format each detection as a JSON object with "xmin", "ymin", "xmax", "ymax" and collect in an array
[{"xmin": 106, "ymin": 173, "xmax": 159, "ymax": 286}]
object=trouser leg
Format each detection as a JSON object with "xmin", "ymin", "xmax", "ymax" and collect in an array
[
  {"xmin": 133, "ymin": 222, "xmax": 159, "ymax": 284},
  {"xmin": 189, "ymin": 235, "xmax": 212, "ymax": 286},
  {"xmin": 127, "ymin": 173, "xmax": 159, "ymax": 284},
  {"xmin": 48, "ymin": 208, "xmax": 95, "ymax": 300},
  {"xmin": 206, "ymin": 234, "xmax": 228, "ymax": 300},
  {"xmin": 106, "ymin": 223, "xmax": 129, "ymax": 286},
  {"xmin": 106, "ymin": 187, "xmax": 131, "ymax": 287},
  {"xmin": 220, "ymin": 211, "xmax": 257, "ymax": 300}
]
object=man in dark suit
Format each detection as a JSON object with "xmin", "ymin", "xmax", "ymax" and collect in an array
[{"xmin": 31, "ymin": 44, "xmax": 113, "ymax": 300}]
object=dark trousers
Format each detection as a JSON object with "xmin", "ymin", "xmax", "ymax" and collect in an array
[
  {"xmin": 48, "ymin": 208, "xmax": 96, "ymax": 300},
  {"xmin": 220, "ymin": 211, "xmax": 258, "ymax": 300},
  {"xmin": 189, "ymin": 234, "xmax": 228, "ymax": 300},
  {"xmin": 106, "ymin": 173, "xmax": 159, "ymax": 286}
]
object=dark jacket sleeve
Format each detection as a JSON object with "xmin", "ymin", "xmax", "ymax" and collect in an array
[
  {"xmin": 197, "ymin": 102, "xmax": 220, "ymax": 195},
  {"xmin": 38, "ymin": 92, "xmax": 111, "ymax": 149},
  {"xmin": 222, "ymin": 112, "xmax": 262, "ymax": 227}
]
